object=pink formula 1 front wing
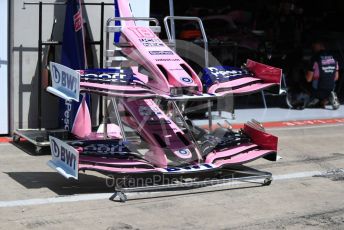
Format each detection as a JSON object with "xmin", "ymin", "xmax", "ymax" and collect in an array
[
  {"xmin": 78, "ymin": 149, "xmax": 276, "ymax": 176},
  {"xmin": 207, "ymin": 60, "xmax": 283, "ymax": 96},
  {"xmin": 48, "ymin": 121, "xmax": 278, "ymax": 179}
]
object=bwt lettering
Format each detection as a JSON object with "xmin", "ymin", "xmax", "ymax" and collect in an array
[
  {"xmin": 51, "ymin": 140, "xmax": 77, "ymax": 170},
  {"xmin": 53, "ymin": 65, "xmax": 77, "ymax": 92},
  {"xmin": 60, "ymin": 146, "xmax": 77, "ymax": 170}
]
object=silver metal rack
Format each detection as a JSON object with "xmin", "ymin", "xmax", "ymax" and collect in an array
[
  {"xmin": 13, "ymin": 1, "xmax": 115, "ymax": 154},
  {"xmin": 102, "ymin": 15, "xmax": 273, "ymax": 203}
]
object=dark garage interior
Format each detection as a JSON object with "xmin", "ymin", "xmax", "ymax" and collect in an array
[{"xmin": 151, "ymin": 0, "xmax": 344, "ymax": 105}]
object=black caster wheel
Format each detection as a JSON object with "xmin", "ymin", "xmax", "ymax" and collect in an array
[
  {"xmin": 263, "ymin": 178, "xmax": 272, "ymax": 186},
  {"xmin": 12, "ymin": 135, "xmax": 20, "ymax": 143}
]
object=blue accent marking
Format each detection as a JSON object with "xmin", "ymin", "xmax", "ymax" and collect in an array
[
  {"xmin": 202, "ymin": 66, "xmax": 252, "ymax": 89},
  {"xmin": 80, "ymin": 68, "xmax": 145, "ymax": 85},
  {"xmin": 114, "ymin": 0, "xmax": 121, "ymax": 43}
]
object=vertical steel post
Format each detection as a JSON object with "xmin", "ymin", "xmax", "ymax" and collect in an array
[
  {"xmin": 112, "ymin": 98, "xmax": 127, "ymax": 141},
  {"xmin": 208, "ymin": 100, "xmax": 212, "ymax": 131},
  {"xmin": 99, "ymin": 2, "xmax": 105, "ymax": 125},
  {"xmin": 100, "ymin": 2, "xmax": 104, "ymax": 68},
  {"xmin": 38, "ymin": 1, "xmax": 43, "ymax": 130},
  {"xmin": 169, "ymin": 0, "xmax": 176, "ymax": 42},
  {"xmin": 103, "ymin": 96, "xmax": 108, "ymax": 138}
]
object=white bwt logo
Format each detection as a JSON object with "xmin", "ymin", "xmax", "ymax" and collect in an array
[{"xmin": 52, "ymin": 65, "xmax": 77, "ymax": 93}]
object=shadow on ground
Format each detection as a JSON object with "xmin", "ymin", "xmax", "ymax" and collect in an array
[{"xmin": 5, "ymin": 172, "xmax": 114, "ymax": 196}]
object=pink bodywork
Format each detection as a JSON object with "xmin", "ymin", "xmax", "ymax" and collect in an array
[
  {"xmin": 123, "ymin": 99, "xmax": 201, "ymax": 167},
  {"xmin": 71, "ymin": 96, "xmax": 92, "ymax": 138},
  {"xmin": 116, "ymin": 0, "xmax": 202, "ymax": 95},
  {"xmin": 121, "ymin": 27, "xmax": 203, "ymax": 95}
]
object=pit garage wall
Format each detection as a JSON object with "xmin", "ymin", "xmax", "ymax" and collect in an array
[{"xmin": 9, "ymin": 0, "xmax": 150, "ymax": 133}]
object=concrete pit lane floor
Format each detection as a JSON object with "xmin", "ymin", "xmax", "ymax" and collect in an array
[{"xmin": 0, "ymin": 124, "xmax": 344, "ymax": 230}]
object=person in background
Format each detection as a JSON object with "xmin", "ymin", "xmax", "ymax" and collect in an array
[{"xmin": 306, "ymin": 39, "xmax": 340, "ymax": 109}]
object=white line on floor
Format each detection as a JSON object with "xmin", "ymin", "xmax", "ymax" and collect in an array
[
  {"xmin": 0, "ymin": 170, "xmax": 322, "ymax": 208},
  {"xmin": 268, "ymin": 123, "xmax": 344, "ymax": 131}
]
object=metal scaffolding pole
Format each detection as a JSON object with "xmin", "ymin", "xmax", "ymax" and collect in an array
[{"xmin": 169, "ymin": 0, "xmax": 176, "ymax": 42}]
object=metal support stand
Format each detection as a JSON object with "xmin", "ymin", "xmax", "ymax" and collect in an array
[
  {"xmin": 13, "ymin": 128, "xmax": 71, "ymax": 154},
  {"xmin": 164, "ymin": 16, "xmax": 215, "ymax": 129},
  {"xmin": 261, "ymin": 91, "xmax": 267, "ymax": 109},
  {"xmin": 102, "ymin": 96, "xmax": 108, "ymax": 139},
  {"xmin": 111, "ymin": 98, "xmax": 127, "ymax": 141},
  {"xmin": 38, "ymin": 1, "xmax": 43, "ymax": 129},
  {"xmin": 208, "ymin": 100, "xmax": 213, "ymax": 130},
  {"xmin": 109, "ymin": 191, "xmax": 128, "ymax": 203},
  {"xmin": 168, "ymin": 0, "xmax": 176, "ymax": 42},
  {"xmin": 164, "ymin": 16, "xmax": 209, "ymax": 68},
  {"xmin": 14, "ymin": 1, "xmax": 114, "ymax": 153},
  {"xmin": 109, "ymin": 165, "xmax": 273, "ymax": 203},
  {"xmin": 99, "ymin": 2, "xmax": 105, "ymax": 123},
  {"xmin": 171, "ymin": 101, "xmax": 202, "ymax": 155}
]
